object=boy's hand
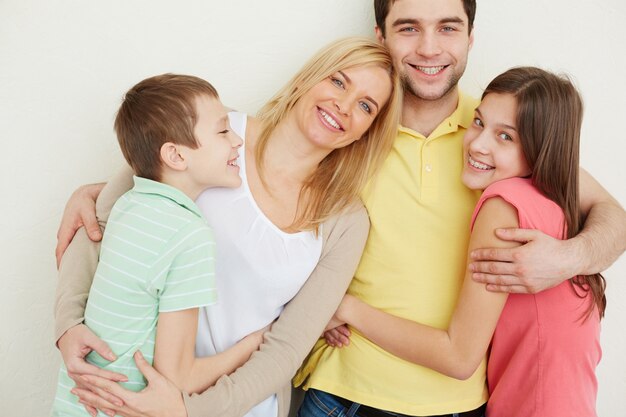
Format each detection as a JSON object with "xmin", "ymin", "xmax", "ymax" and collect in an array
[
  {"xmin": 72, "ymin": 351, "xmax": 187, "ymax": 417},
  {"xmin": 56, "ymin": 183, "xmax": 106, "ymax": 267}
]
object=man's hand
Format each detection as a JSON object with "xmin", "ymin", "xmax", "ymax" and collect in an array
[
  {"xmin": 72, "ymin": 351, "xmax": 187, "ymax": 417},
  {"xmin": 469, "ymin": 228, "xmax": 579, "ymax": 294},
  {"xmin": 56, "ymin": 183, "xmax": 106, "ymax": 268}
]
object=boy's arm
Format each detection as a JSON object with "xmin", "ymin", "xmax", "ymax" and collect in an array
[
  {"xmin": 470, "ymin": 168, "xmax": 626, "ymax": 293},
  {"xmin": 154, "ymin": 309, "xmax": 265, "ymax": 394},
  {"xmin": 335, "ymin": 197, "xmax": 516, "ymax": 379}
]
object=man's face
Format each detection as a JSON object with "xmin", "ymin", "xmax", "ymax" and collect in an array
[{"xmin": 377, "ymin": 0, "xmax": 473, "ymax": 102}]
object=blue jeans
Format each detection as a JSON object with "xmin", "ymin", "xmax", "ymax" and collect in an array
[
  {"xmin": 298, "ymin": 389, "xmax": 360, "ymax": 417},
  {"xmin": 297, "ymin": 389, "xmax": 485, "ymax": 417}
]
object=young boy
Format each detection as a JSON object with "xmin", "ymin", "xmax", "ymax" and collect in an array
[{"xmin": 52, "ymin": 74, "xmax": 263, "ymax": 416}]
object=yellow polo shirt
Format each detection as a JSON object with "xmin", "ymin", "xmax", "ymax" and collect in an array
[{"xmin": 295, "ymin": 93, "xmax": 487, "ymax": 415}]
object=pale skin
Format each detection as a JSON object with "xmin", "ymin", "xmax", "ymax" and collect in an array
[{"xmin": 55, "ymin": 65, "xmax": 393, "ymax": 416}]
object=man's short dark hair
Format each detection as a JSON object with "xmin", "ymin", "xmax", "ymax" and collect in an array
[{"xmin": 374, "ymin": 0, "xmax": 476, "ymax": 36}]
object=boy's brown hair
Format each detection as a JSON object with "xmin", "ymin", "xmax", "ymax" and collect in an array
[{"xmin": 115, "ymin": 73, "xmax": 218, "ymax": 181}]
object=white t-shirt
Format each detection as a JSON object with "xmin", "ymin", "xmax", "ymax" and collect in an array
[{"xmin": 194, "ymin": 112, "xmax": 323, "ymax": 417}]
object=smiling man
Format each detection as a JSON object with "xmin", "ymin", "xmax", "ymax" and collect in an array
[{"xmin": 294, "ymin": 1, "xmax": 626, "ymax": 416}]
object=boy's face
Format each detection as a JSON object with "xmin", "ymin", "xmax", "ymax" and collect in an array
[
  {"xmin": 183, "ymin": 95, "xmax": 243, "ymax": 190},
  {"xmin": 377, "ymin": 0, "xmax": 473, "ymax": 102}
]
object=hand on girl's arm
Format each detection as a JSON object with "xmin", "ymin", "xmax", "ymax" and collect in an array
[{"xmin": 470, "ymin": 168, "xmax": 626, "ymax": 294}]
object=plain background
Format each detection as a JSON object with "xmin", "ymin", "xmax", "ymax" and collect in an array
[{"xmin": 1, "ymin": 1, "xmax": 624, "ymax": 415}]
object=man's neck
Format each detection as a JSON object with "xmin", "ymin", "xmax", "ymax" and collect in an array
[{"xmin": 401, "ymin": 88, "xmax": 460, "ymax": 138}]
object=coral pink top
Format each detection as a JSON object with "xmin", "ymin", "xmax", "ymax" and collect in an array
[{"xmin": 471, "ymin": 178, "xmax": 601, "ymax": 417}]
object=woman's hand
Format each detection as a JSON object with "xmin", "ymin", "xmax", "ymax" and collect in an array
[
  {"xmin": 56, "ymin": 183, "xmax": 106, "ymax": 267},
  {"xmin": 72, "ymin": 351, "xmax": 187, "ymax": 417},
  {"xmin": 58, "ymin": 324, "xmax": 127, "ymax": 416}
]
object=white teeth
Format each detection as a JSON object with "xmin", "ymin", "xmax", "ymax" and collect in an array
[
  {"xmin": 319, "ymin": 109, "xmax": 341, "ymax": 130},
  {"xmin": 468, "ymin": 155, "xmax": 493, "ymax": 170},
  {"xmin": 227, "ymin": 158, "xmax": 238, "ymax": 167},
  {"xmin": 416, "ymin": 65, "xmax": 445, "ymax": 75}
]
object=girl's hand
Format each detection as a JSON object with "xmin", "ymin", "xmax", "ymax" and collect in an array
[
  {"xmin": 72, "ymin": 351, "xmax": 187, "ymax": 417},
  {"xmin": 324, "ymin": 325, "xmax": 351, "ymax": 347},
  {"xmin": 56, "ymin": 182, "xmax": 105, "ymax": 267}
]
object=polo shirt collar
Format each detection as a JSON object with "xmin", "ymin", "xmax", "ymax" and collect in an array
[
  {"xmin": 132, "ymin": 176, "xmax": 202, "ymax": 218},
  {"xmin": 399, "ymin": 90, "xmax": 479, "ymax": 140}
]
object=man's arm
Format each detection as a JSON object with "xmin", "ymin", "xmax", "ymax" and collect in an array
[{"xmin": 470, "ymin": 168, "xmax": 626, "ymax": 293}]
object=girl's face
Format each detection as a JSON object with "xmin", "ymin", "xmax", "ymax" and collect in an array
[
  {"xmin": 461, "ymin": 92, "xmax": 531, "ymax": 191},
  {"xmin": 290, "ymin": 64, "xmax": 392, "ymax": 152}
]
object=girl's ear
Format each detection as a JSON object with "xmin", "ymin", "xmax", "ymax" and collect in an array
[{"xmin": 160, "ymin": 142, "xmax": 187, "ymax": 172}]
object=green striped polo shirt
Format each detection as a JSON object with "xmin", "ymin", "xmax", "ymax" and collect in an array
[{"xmin": 53, "ymin": 176, "xmax": 217, "ymax": 416}]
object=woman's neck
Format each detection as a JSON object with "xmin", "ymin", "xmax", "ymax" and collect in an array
[{"xmin": 250, "ymin": 117, "xmax": 331, "ymax": 186}]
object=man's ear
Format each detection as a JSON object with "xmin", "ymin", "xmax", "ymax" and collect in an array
[
  {"xmin": 375, "ymin": 26, "xmax": 385, "ymax": 44},
  {"xmin": 468, "ymin": 28, "xmax": 475, "ymax": 51},
  {"xmin": 160, "ymin": 142, "xmax": 187, "ymax": 171}
]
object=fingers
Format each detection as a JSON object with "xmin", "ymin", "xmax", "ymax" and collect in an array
[
  {"xmin": 469, "ymin": 261, "xmax": 516, "ymax": 276},
  {"xmin": 324, "ymin": 328, "xmax": 350, "ymax": 347},
  {"xmin": 79, "ymin": 374, "xmax": 129, "ymax": 405},
  {"xmin": 133, "ymin": 351, "xmax": 161, "ymax": 382},
  {"xmin": 470, "ymin": 247, "xmax": 515, "ymax": 263},
  {"xmin": 73, "ymin": 361, "xmax": 128, "ymax": 382},
  {"xmin": 485, "ymin": 284, "xmax": 532, "ymax": 294},
  {"xmin": 81, "ymin": 207, "xmax": 103, "ymax": 242},
  {"xmin": 72, "ymin": 387, "xmax": 120, "ymax": 417},
  {"xmin": 493, "ymin": 227, "xmax": 538, "ymax": 243},
  {"xmin": 86, "ymin": 334, "xmax": 117, "ymax": 363}
]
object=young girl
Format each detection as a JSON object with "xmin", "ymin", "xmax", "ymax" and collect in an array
[{"xmin": 324, "ymin": 67, "xmax": 605, "ymax": 417}]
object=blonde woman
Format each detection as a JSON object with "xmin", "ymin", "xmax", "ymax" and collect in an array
[{"xmin": 54, "ymin": 37, "xmax": 402, "ymax": 417}]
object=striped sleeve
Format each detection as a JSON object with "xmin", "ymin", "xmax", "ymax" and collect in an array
[{"xmin": 151, "ymin": 220, "xmax": 218, "ymax": 312}]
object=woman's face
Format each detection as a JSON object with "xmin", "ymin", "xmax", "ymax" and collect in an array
[
  {"xmin": 291, "ymin": 64, "xmax": 392, "ymax": 151},
  {"xmin": 461, "ymin": 92, "xmax": 531, "ymax": 191}
]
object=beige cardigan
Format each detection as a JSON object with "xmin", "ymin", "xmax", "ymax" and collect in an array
[{"xmin": 55, "ymin": 166, "xmax": 369, "ymax": 417}]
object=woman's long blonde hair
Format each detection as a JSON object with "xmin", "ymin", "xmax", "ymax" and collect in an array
[{"xmin": 255, "ymin": 37, "xmax": 402, "ymax": 232}]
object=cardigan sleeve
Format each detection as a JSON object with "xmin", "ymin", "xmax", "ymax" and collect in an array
[
  {"xmin": 184, "ymin": 204, "xmax": 370, "ymax": 417},
  {"xmin": 54, "ymin": 165, "xmax": 134, "ymax": 342}
]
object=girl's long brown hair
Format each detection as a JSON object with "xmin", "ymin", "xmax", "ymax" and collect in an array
[{"xmin": 483, "ymin": 67, "xmax": 606, "ymax": 318}]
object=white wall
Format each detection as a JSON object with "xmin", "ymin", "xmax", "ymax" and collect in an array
[{"xmin": 1, "ymin": 1, "xmax": 624, "ymax": 415}]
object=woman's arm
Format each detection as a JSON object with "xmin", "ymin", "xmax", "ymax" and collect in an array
[
  {"xmin": 154, "ymin": 309, "xmax": 266, "ymax": 394},
  {"xmin": 335, "ymin": 197, "xmax": 518, "ymax": 380},
  {"xmin": 72, "ymin": 204, "xmax": 370, "ymax": 417},
  {"xmin": 55, "ymin": 165, "xmax": 134, "ymax": 341},
  {"xmin": 55, "ymin": 166, "xmax": 134, "ymax": 373},
  {"xmin": 470, "ymin": 168, "xmax": 626, "ymax": 293}
]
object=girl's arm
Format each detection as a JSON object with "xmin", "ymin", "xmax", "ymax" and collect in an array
[
  {"xmin": 153, "ymin": 309, "xmax": 266, "ymax": 394},
  {"xmin": 336, "ymin": 197, "xmax": 519, "ymax": 380}
]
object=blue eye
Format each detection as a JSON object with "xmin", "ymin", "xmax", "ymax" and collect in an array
[
  {"xmin": 499, "ymin": 133, "xmax": 513, "ymax": 141},
  {"xmin": 473, "ymin": 117, "xmax": 483, "ymax": 127},
  {"xmin": 400, "ymin": 26, "xmax": 418, "ymax": 33},
  {"xmin": 359, "ymin": 101, "xmax": 372, "ymax": 114},
  {"xmin": 330, "ymin": 77, "xmax": 345, "ymax": 89}
]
